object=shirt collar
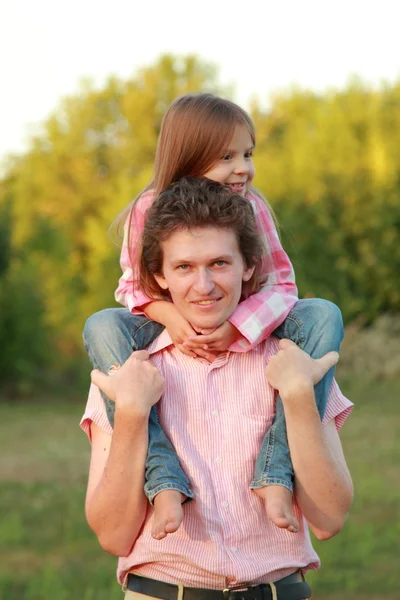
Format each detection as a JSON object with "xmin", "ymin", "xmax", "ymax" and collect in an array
[
  {"xmin": 147, "ymin": 329, "xmax": 174, "ymax": 355},
  {"xmin": 146, "ymin": 330, "xmax": 233, "ymax": 369}
]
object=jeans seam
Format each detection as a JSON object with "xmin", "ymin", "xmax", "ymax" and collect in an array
[
  {"xmin": 264, "ymin": 424, "xmax": 275, "ymax": 472},
  {"xmin": 133, "ymin": 319, "xmax": 164, "ymax": 349},
  {"xmin": 146, "ymin": 483, "xmax": 195, "ymax": 504},
  {"xmin": 285, "ymin": 311, "xmax": 303, "ymax": 330},
  {"xmin": 250, "ymin": 478, "xmax": 293, "ymax": 493},
  {"xmin": 277, "ymin": 311, "xmax": 306, "ymax": 347}
]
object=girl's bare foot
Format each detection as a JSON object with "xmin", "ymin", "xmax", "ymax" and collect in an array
[
  {"xmin": 151, "ymin": 490, "xmax": 186, "ymax": 540},
  {"xmin": 254, "ymin": 485, "xmax": 299, "ymax": 533}
]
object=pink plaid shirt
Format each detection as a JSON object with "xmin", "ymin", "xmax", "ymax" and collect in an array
[
  {"xmin": 114, "ymin": 190, "xmax": 298, "ymax": 351},
  {"xmin": 81, "ymin": 332, "xmax": 353, "ymax": 589}
]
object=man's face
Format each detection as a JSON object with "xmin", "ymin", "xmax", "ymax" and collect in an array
[{"xmin": 154, "ymin": 226, "xmax": 255, "ymax": 331}]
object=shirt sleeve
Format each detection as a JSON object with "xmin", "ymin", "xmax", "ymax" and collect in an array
[
  {"xmin": 80, "ymin": 384, "xmax": 113, "ymax": 442},
  {"xmin": 228, "ymin": 191, "xmax": 299, "ymax": 351},
  {"xmin": 114, "ymin": 191, "xmax": 160, "ymax": 313},
  {"xmin": 322, "ymin": 379, "xmax": 354, "ymax": 430}
]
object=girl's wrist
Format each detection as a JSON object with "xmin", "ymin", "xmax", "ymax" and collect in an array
[{"xmin": 144, "ymin": 300, "xmax": 174, "ymax": 326}]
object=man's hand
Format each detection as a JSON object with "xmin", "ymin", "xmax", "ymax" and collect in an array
[
  {"xmin": 185, "ymin": 321, "xmax": 240, "ymax": 353},
  {"xmin": 266, "ymin": 339, "xmax": 339, "ymax": 403},
  {"xmin": 91, "ymin": 351, "xmax": 165, "ymax": 416}
]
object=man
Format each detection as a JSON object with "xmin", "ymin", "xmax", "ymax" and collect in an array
[{"xmin": 81, "ymin": 178, "xmax": 353, "ymax": 600}]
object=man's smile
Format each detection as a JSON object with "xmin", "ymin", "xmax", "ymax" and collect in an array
[{"xmin": 191, "ymin": 298, "xmax": 222, "ymax": 308}]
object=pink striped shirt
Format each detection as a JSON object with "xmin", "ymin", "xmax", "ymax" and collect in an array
[
  {"xmin": 114, "ymin": 190, "xmax": 298, "ymax": 350},
  {"xmin": 81, "ymin": 332, "xmax": 353, "ymax": 589}
]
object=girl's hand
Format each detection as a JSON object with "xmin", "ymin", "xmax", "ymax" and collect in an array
[
  {"xmin": 266, "ymin": 339, "xmax": 339, "ymax": 404},
  {"xmin": 164, "ymin": 310, "xmax": 210, "ymax": 359},
  {"xmin": 144, "ymin": 301, "xmax": 209, "ymax": 359},
  {"xmin": 91, "ymin": 351, "xmax": 165, "ymax": 416},
  {"xmin": 185, "ymin": 321, "xmax": 240, "ymax": 353}
]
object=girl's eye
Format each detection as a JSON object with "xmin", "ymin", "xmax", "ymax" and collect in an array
[
  {"xmin": 245, "ymin": 150, "xmax": 253, "ymax": 158},
  {"xmin": 222, "ymin": 153, "xmax": 232, "ymax": 161}
]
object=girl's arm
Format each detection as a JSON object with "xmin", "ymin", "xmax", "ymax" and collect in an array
[
  {"xmin": 114, "ymin": 191, "xmax": 160, "ymax": 313},
  {"xmin": 228, "ymin": 191, "xmax": 298, "ymax": 351}
]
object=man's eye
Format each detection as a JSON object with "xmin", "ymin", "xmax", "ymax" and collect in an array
[
  {"xmin": 177, "ymin": 264, "xmax": 190, "ymax": 270},
  {"xmin": 214, "ymin": 261, "xmax": 227, "ymax": 267}
]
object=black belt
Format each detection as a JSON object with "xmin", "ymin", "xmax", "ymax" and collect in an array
[{"xmin": 126, "ymin": 572, "xmax": 311, "ymax": 600}]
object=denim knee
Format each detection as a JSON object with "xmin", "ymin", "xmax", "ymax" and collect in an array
[
  {"xmin": 291, "ymin": 298, "xmax": 344, "ymax": 353},
  {"xmin": 82, "ymin": 308, "xmax": 124, "ymax": 351},
  {"xmin": 300, "ymin": 298, "xmax": 343, "ymax": 334},
  {"xmin": 82, "ymin": 308, "xmax": 164, "ymax": 371}
]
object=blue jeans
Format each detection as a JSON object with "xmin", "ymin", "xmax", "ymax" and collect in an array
[
  {"xmin": 251, "ymin": 298, "xmax": 343, "ymax": 492},
  {"xmin": 82, "ymin": 299, "xmax": 343, "ymax": 500},
  {"xmin": 83, "ymin": 310, "xmax": 193, "ymax": 503}
]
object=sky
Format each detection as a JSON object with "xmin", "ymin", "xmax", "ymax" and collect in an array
[{"xmin": 0, "ymin": 0, "xmax": 399, "ymax": 162}]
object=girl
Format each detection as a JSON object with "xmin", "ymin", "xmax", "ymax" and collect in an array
[{"xmin": 83, "ymin": 93, "xmax": 343, "ymax": 540}]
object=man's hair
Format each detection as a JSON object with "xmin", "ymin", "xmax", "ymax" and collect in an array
[{"xmin": 138, "ymin": 177, "xmax": 264, "ymax": 298}]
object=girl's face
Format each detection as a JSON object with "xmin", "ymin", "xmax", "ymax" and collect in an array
[{"xmin": 203, "ymin": 124, "xmax": 255, "ymax": 197}]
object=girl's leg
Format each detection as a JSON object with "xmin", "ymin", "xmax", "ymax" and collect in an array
[
  {"xmin": 251, "ymin": 299, "xmax": 344, "ymax": 510},
  {"xmin": 83, "ymin": 308, "xmax": 162, "ymax": 426},
  {"xmin": 83, "ymin": 308, "xmax": 194, "ymax": 505}
]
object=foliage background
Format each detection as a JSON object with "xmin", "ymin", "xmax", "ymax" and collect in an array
[
  {"xmin": 0, "ymin": 55, "xmax": 399, "ymax": 598},
  {"xmin": 1, "ymin": 54, "xmax": 399, "ymax": 393}
]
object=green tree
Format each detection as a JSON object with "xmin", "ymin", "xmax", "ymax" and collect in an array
[
  {"xmin": 0, "ymin": 55, "xmax": 223, "ymax": 395},
  {"xmin": 1, "ymin": 56, "xmax": 400, "ymax": 397}
]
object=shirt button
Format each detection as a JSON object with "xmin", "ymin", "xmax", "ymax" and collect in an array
[
  {"xmin": 230, "ymin": 546, "xmax": 238, "ymax": 553},
  {"xmin": 215, "ymin": 456, "xmax": 223, "ymax": 464},
  {"xmin": 212, "ymin": 410, "xmax": 219, "ymax": 416},
  {"xmin": 221, "ymin": 501, "xmax": 229, "ymax": 508}
]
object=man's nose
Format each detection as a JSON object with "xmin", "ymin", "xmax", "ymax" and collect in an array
[{"xmin": 193, "ymin": 269, "xmax": 215, "ymax": 295}]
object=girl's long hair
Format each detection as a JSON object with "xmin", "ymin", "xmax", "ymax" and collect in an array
[{"xmin": 112, "ymin": 93, "xmax": 277, "ymax": 256}]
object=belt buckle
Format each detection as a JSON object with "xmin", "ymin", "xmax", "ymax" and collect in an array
[
  {"xmin": 223, "ymin": 583, "xmax": 263, "ymax": 600},
  {"xmin": 223, "ymin": 583, "xmax": 277, "ymax": 600},
  {"xmin": 223, "ymin": 583, "xmax": 249, "ymax": 600}
]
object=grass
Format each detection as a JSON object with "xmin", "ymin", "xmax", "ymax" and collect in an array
[
  {"xmin": 307, "ymin": 378, "xmax": 400, "ymax": 599},
  {"xmin": 0, "ymin": 378, "xmax": 399, "ymax": 600}
]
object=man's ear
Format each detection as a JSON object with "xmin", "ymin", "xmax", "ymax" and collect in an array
[
  {"xmin": 154, "ymin": 273, "xmax": 169, "ymax": 290},
  {"xmin": 242, "ymin": 265, "xmax": 255, "ymax": 282}
]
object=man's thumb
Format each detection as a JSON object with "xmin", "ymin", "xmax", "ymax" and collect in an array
[
  {"xmin": 91, "ymin": 369, "xmax": 112, "ymax": 396},
  {"xmin": 316, "ymin": 351, "xmax": 339, "ymax": 374}
]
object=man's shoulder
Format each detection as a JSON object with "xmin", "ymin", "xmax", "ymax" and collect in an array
[
  {"xmin": 147, "ymin": 329, "xmax": 173, "ymax": 355},
  {"xmin": 236, "ymin": 336, "xmax": 280, "ymax": 363},
  {"xmin": 146, "ymin": 333, "xmax": 281, "ymax": 373}
]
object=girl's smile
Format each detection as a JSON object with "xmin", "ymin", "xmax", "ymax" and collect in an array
[{"xmin": 203, "ymin": 125, "xmax": 255, "ymax": 196}]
